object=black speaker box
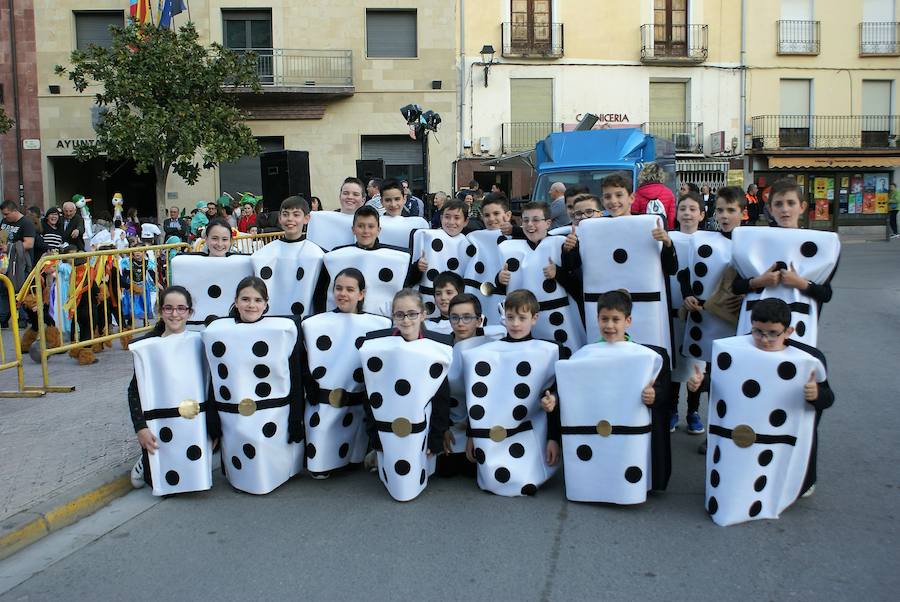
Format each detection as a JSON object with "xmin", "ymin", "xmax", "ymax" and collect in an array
[
  {"xmin": 260, "ymin": 150, "xmax": 311, "ymax": 209},
  {"xmin": 355, "ymin": 159, "xmax": 385, "ymax": 182}
]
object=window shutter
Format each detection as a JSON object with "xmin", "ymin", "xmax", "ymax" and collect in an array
[
  {"xmin": 361, "ymin": 136, "xmax": 422, "ymax": 165},
  {"xmin": 75, "ymin": 12, "xmax": 124, "ymax": 51},
  {"xmin": 366, "ymin": 11, "xmax": 417, "ymax": 58}
]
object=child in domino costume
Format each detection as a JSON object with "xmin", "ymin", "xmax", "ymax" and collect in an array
[
  {"xmin": 359, "ymin": 329, "xmax": 453, "ymax": 501},
  {"xmin": 461, "ymin": 337, "xmax": 560, "ymax": 496},
  {"xmin": 557, "ymin": 341, "xmax": 663, "ymax": 504},
  {"xmin": 411, "ymin": 229, "xmax": 471, "ymax": 317},
  {"xmin": 129, "ymin": 330, "xmax": 214, "ymax": 496},
  {"xmin": 682, "ymin": 231, "xmax": 736, "ymax": 362},
  {"xmin": 171, "ymin": 253, "xmax": 253, "ymax": 327},
  {"xmin": 379, "ymin": 215, "xmax": 428, "ymax": 251},
  {"xmin": 323, "ymin": 244, "xmax": 410, "ymax": 317},
  {"xmin": 731, "ymin": 228, "xmax": 840, "ymax": 346},
  {"xmin": 462, "ymin": 229, "xmax": 508, "ymax": 327},
  {"xmin": 251, "ymin": 238, "xmax": 325, "ymax": 318},
  {"xmin": 705, "ymin": 335, "xmax": 829, "ymax": 526},
  {"xmin": 668, "ymin": 231, "xmax": 697, "ymax": 382},
  {"xmin": 203, "ymin": 315, "xmax": 305, "ymax": 494},
  {"xmin": 306, "ymin": 211, "xmax": 355, "ymax": 251}
]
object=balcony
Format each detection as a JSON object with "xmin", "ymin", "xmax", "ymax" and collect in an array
[
  {"xmin": 640, "ymin": 24, "xmax": 708, "ymax": 64},
  {"xmin": 501, "ymin": 122, "xmax": 564, "ymax": 154},
  {"xmin": 501, "ymin": 22, "xmax": 564, "ymax": 58},
  {"xmin": 229, "ymin": 48, "xmax": 353, "ymax": 94},
  {"xmin": 777, "ymin": 20, "xmax": 820, "ymax": 55},
  {"xmin": 642, "ymin": 122, "xmax": 704, "ymax": 154},
  {"xmin": 750, "ymin": 115, "xmax": 900, "ymax": 150},
  {"xmin": 859, "ymin": 22, "xmax": 900, "ymax": 56}
]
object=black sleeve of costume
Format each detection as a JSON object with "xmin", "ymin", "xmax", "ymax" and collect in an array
[
  {"xmin": 127, "ymin": 372, "xmax": 147, "ymax": 433},
  {"xmin": 644, "ymin": 344, "xmax": 673, "ymax": 491},
  {"xmin": 731, "ymin": 275, "xmax": 754, "ymax": 295},
  {"xmin": 427, "ymin": 377, "xmax": 451, "ymax": 454},
  {"xmin": 804, "ymin": 255, "xmax": 839, "ymax": 308},
  {"xmin": 312, "ymin": 265, "xmax": 330, "ymax": 314},
  {"xmin": 545, "ymin": 344, "xmax": 570, "ymax": 444},
  {"xmin": 677, "ymin": 268, "xmax": 693, "ymax": 300},
  {"xmin": 660, "ymin": 243, "xmax": 678, "ymax": 276},
  {"xmin": 786, "ymin": 340, "xmax": 835, "ymax": 412},
  {"xmin": 205, "ymin": 379, "xmax": 221, "ymax": 440},
  {"xmin": 299, "ymin": 321, "xmax": 320, "ymax": 406},
  {"xmin": 286, "ymin": 317, "xmax": 305, "ymax": 443},
  {"xmin": 554, "ymin": 249, "xmax": 580, "ymax": 297},
  {"xmin": 510, "ymin": 225, "xmax": 526, "ymax": 240}
]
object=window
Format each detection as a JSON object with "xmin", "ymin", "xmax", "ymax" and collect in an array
[
  {"xmin": 74, "ymin": 11, "xmax": 124, "ymax": 51},
  {"xmin": 861, "ymin": 0, "xmax": 898, "ymax": 55},
  {"xmin": 653, "ymin": 0, "xmax": 688, "ymax": 56},
  {"xmin": 361, "ymin": 135, "xmax": 423, "ymax": 192},
  {"xmin": 649, "ymin": 81, "xmax": 696, "ymax": 151},
  {"xmin": 506, "ymin": 79, "xmax": 554, "ymax": 152},
  {"xmin": 510, "ymin": 0, "xmax": 551, "ymax": 52},
  {"xmin": 366, "ymin": 10, "xmax": 417, "ymax": 58},
  {"xmin": 861, "ymin": 80, "xmax": 894, "ymax": 146},
  {"xmin": 778, "ymin": 0, "xmax": 818, "ymax": 54},
  {"xmin": 222, "ymin": 10, "xmax": 273, "ymax": 84},
  {"xmin": 219, "ymin": 137, "xmax": 285, "ymax": 198},
  {"xmin": 779, "ymin": 79, "xmax": 812, "ymax": 147}
]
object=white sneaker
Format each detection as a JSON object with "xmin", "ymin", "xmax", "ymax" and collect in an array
[
  {"xmin": 130, "ymin": 458, "xmax": 146, "ymax": 489},
  {"xmin": 363, "ymin": 450, "xmax": 378, "ymax": 473},
  {"xmin": 891, "ymin": 234, "xmax": 899, "ymax": 239},
  {"xmin": 801, "ymin": 484, "xmax": 815, "ymax": 498},
  {"xmin": 309, "ymin": 472, "xmax": 330, "ymax": 480}
]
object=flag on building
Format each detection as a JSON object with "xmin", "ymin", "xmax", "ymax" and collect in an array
[
  {"xmin": 158, "ymin": 0, "xmax": 187, "ymax": 29},
  {"xmin": 129, "ymin": 0, "xmax": 151, "ymax": 24}
]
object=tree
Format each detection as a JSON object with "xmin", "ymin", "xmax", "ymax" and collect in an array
[
  {"xmin": 0, "ymin": 105, "xmax": 12, "ymax": 135},
  {"xmin": 55, "ymin": 22, "xmax": 260, "ymax": 220}
]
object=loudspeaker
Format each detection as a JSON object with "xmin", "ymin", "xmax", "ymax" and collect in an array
[
  {"xmin": 260, "ymin": 150, "xmax": 311, "ymax": 209},
  {"xmin": 355, "ymin": 159, "xmax": 385, "ymax": 183}
]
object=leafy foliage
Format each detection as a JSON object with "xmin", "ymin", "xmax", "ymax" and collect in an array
[{"xmin": 0, "ymin": 105, "xmax": 12, "ymax": 135}]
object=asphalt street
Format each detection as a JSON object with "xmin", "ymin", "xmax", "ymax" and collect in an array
[{"xmin": 1, "ymin": 241, "xmax": 898, "ymax": 601}]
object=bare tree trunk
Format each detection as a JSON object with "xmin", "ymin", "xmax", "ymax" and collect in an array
[{"xmin": 155, "ymin": 163, "xmax": 170, "ymax": 224}]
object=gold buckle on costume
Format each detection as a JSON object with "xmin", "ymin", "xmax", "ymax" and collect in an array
[
  {"xmin": 391, "ymin": 417, "xmax": 412, "ymax": 437},
  {"xmin": 178, "ymin": 399, "xmax": 200, "ymax": 419},
  {"xmin": 329, "ymin": 388, "xmax": 347, "ymax": 408},
  {"xmin": 238, "ymin": 398, "xmax": 257, "ymax": 416},
  {"xmin": 489, "ymin": 425, "xmax": 508, "ymax": 442},
  {"xmin": 732, "ymin": 424, "xmax": 757, "ymax": 448},
  {"xmin": 596, "ymin": 420, "xmax": 612, "ymax": 437}
]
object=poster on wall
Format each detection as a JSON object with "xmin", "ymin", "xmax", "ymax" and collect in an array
[
  {"xmin": 850, "ymin": 174, "xmax": 863, "ymax": 214},
  {"xmin": 875, "ymin": 174, "xmax": 889, "ymax": 213},
  {"xmin": 812, "ymin": 177, "xmax": 832, "ymax": 221},
  {"xmin": 863, "ymin": 174, "xmax": 876, "ymax": 214},
  {"xmin": 839, "ymin": 176, "xmax": 849, "ymax": 214}
]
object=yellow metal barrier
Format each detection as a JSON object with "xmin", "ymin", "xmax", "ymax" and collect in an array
[
  {"xmin": 0, "ymin": 274, "xmax": 44, "ymax": 397},
  {"xmin": 192, "ymin": 231, "xmax": 284, "ymax": 254},
  {"xmin": 25, "ymin": 242, "xmax": 190, "ymax": 393}
]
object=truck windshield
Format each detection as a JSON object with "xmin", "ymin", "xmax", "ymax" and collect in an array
[{"xmin": 533, "ymin": 170, "xmax": 620, "ymax": 202}]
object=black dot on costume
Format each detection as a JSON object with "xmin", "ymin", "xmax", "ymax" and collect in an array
[
  {"xmin": 431, "ymin": 239, "xmax": 444, "ymax": 252},
  {"xmin": 474, "ymin": 448, "xmax": 485, "ymax": 464},
  {"xmin": 494, "ymin": 467, "xmax": 511, "ymax": 483},
  {"xmin": 291, "ymin": 302, "xmax": 304, "ymax": 315},
  {"xmin": 260, "ymin": 266, "xmax": 273, "ymax": 280},
  {"xmin": 208, "ymin": 285, "xmax": 221, "ymax": 299},
  {"xmin": 509, "ymin": 443, "xmax": 525, "ymax": 458},
  {"xmin": 698, "ymin": 244, "xmax": 713, "ymax": 258},
  {"xmin": 506, "ymin": 258, "xmax": 520, "ymax": 272},
  {"xmin": 420, "ymin": 469, "xmax": 427, "ymax": 485},
  {"xmin": 472, "ymin": 382, "xmax": 488, "ymax": 398},
  {"xmin": 378, "ymin": 268, "xmax": 393, "ymax": 282},
  {"xmin": 710, "ymin": 469, "xmax": 720, "ymax": 487},
  {"xmin": 395, "ymin": 460, "xmax": 411, "ymax": 475},
  {"xmin": 774, "ymin": 261, "xmax": 787, "ymax": 271},
  {"xmin": 576, "ymin": 444, "xmax": 593, "ymax": 461},
  {"xmin": 255, "ymin": 382, "xmax": 271, "ymax": 398},
  {"xmin": 296, "ymin": 267, "xmax": 305, "ymax": 281},
  {"xmin": 165, "ymin": 471, "xmax": 180, "ymax": 486},
  {"xmin": 549, "ymin": 312, "xmax": 564, "ymax": 326},
  {"xmin": 512, "ymin": 404, "xmax": 528, "ymax": 421},
  {"xmin": 516, "ymin": 361, "xmax": 532, "ymax": 377},
  {"xmin": 217, "ymin": 364, "xmax": 229, "ymax": 379},
  {"xmin": 211, "ymin": 342, "xmax": 226, "ymax": 357},
  {"xmin": 749, "ymin": 501, "xmax": 762, "ymax": 517},
  {"xmin": 716, "ymin": 400, "xmax": 727, "ymax": 419},
  {"xmin": 353, "ymin": 367, "xmax": 364, "ymax": 383},
  {"xmin": 311, "ymin": 366, "xmax": 326, "ymax": 380},
  {"xmin": 254, "ymin": 364, "xmax": 270, "ymax": 378},
  {"xmin": 801, "ymin": 241, "xmax": 818, "ymax": 257},
  {"xmin": 450, "ymin": 398, "xmax": 459, "ymax": 408},
  {"xmin": 708, "ymin": 496, "xmax": 718, "ymax": 515},
  {"xmin": 369, "ymin": 392, "xmax": 383, "ymax": 409},
  {"xmin": 694, "ymin": 262, "xmax": 708, "ymax": 278},
  {"xmin": 690, "ymin": 310, "xmax": 703, "ymax": 324},
  {"xmin": 316, "ymin": 335, "xmax": 332, "ymax": 351},
  {"xmin": 474, "ymin": 361, "xmax": 491, "ymax": 377},
  {"xmin": 306, "ymin": 443, "xmax": 316, "ymax": 459},
  {"xmin": 521, "ymin": 484, "xmax": 537, "ymax": 496},
  {"xmin": 689, "ymin": 344, "xmax": 702, "ymax": 358},
  {"xmin": 795, "ymin": 321, "xmax": 807, "ymax": 337},
  {"xmin": 742, "ymin": 379, "xmax": 761, "ymax": 398},
  {"xmin": 769, "ymin": 409, "xmax": 787, "ymax": 427},
  {"xmin": 426, "ymin": 269, "xmax": 439, "ymax": 282},
  {"xmin": 309, "ymin": 412, "xmax": 320, "ymax": 428},
  {"xmin": 777, "ymin": 361, "xmax": 797, "ymax": 380},
  {"xmin": 338, "ymin": 443, "xmax": 350, "ymax": 458},
  {"xmin": 355, "ymin": 336, "xmax": 365, "ymax": 349},
  {"xmin": 713, "ymin": 445, "xmax": 721, "ymax": 464},
  {"xmin": 394, "ymin": 379, "xmax": 411, "ymax": 396},
  {"xmin": 243, "ymin": 443, "xmax": 256, "ymax": 459},
  {"xmin": 159, "ymin": 427, "xmax": 173, "ymax": 443},
  {"xmin": 186, "ymin": 445, "xmax": 202, "ymax": 461},
  {"xmin": 204, "ymin": 315, "xmax": 218, "ymax": 327},
  {"xmin": 690, "ymin": 326, "xmax": 702, "ymax": 341},
  {"xmin": 425, "ymin": 302, "xmax": 436, "ymax": 315},
  {"xmin": 624, "ymin": 466, "xmax": 643, "ymax": 483},
  {"xmin": 429, "ymin": 363, "xmax": 443, "ymax": 379},
  {"xmin": 466, "ymin": 244, "xmax": 477, "ymax": 257},
  {"xmin": 342, "ymin": 413, "xmax": 354, "ymax": 428},
  {"xmin": 219, "ymin": 386, "xmax": 231, "ymax": 400},
  {"xmin": 447, "ymin": 258, "xmax": 460, "ymax": 271},
  {"xmin": 754, "ymin": 475, "xmax": 767, "ymax": 492},
  {"xmin": 514, "ymin": 384, "xmax": 531, "ymax": 400},
  {"xmin": 231, "ymin": 456, "xmax": 242, "ymax": 470},
  {"xmin": 542, "ymin": 279, "xmax": 557, "ymax": 293},
  {"xmin": 613, "ymin": 248, "xmax": 628, "ymax": 264},
  {"xmin": 475, "ymin": 261, "xmax": 485, "ymax": 274},
  {"xmin": 692, "ymin": 281, "xmax": 704, "ymax": 297},
  {"xmin": 252, "ymin": 341, "xmax": 268, "ymax": 357},
  {"xmin": 367, "ymin": 357, "xmax": 383, "ymax": 372},
  {"xmin": 554, "ymin": 329, "xmax": 568, "ymax": 343},
  {"xmin": 469, "ymin": 404, "xmax": 485, "ymax": 420},
  {"xmin": 263, "ymin": 422, "xmax": 277, "ymax": 438},
  {"xmin": 717, "ymin": 352, "xmax": 732, "ymax": 370},
  {"xmin": 758, "ymin": 449, "xmax": 773, "ymax": 466}
]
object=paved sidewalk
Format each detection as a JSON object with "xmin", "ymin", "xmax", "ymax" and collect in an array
[{"xmin": 0, "ymin": 336, "xmax": 137, "ymax": 524}]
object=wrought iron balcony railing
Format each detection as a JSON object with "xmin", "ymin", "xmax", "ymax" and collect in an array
[
  {"xmin": 640, "ymin": 24, "xmax": 708, "ymax": 63},
  {"xmin": 642, "ymin": 121, "xmax": 704, "ymax": 153},
  {"xmin": 777, "ymin": 20, "xmax": 820, "ymax": 55},
  {"xmin": 501, "ymin": 122, "xmax": 564, "ymax": 154},
  {"xmin": 750, "ymin": 115, "xmax": 900, "ymax": 150},
  {"xmin": 859, "ymin": 22, "xmax": 900, "ymax": 56},
  {"xmin": 501, "ymin": 22, "xmax": 564, "ymax": 57},
  {"xmin": 230, "ymin": 48, "xmax": 353, "ymax": 87}
]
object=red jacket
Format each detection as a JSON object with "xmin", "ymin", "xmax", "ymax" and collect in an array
[
  {"xmin": 631, "ymin": 182, "xmax": 676, "ymax": 229},
  {"xmin": 237, "ymin": 213, "xmax": 257, "ymax": 233}
]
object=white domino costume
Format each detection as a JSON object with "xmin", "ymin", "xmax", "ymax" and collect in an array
[
  {"xmin": 379, "ymin": 215, "xmax": 428, "ymax": 251},
  {"xmin": 306, "ymin": 211, "xmax": 355, "ymax": 251},
  {"xmin": 462, "ymin": 229, "xmax": 508, "ymax": 326},
  {"xmin": 170, "ymin": 253, "xmax": 253, "ymax": 327},
  {"xmin": 251, "ymin": 238, "xmax": 325, "ymax": 318},
  {"xmin": 682, "ymin": 231, "xmax": 736, "ymax": 362},
  {"xmin": 411, "ymin": 229, "xmax": 471, "ymax": 317},
  {"xmin": 322, "ymin": 243, "xmax": 411, "ymax": 317}
]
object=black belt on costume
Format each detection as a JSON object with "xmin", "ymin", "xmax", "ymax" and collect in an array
[
  {"xmin": 585, "ymin": 291, "xmax": 661, "ymax": 303},
  {"xmin": 560, "ymin": 423, "xmax": 651, "ymax": 436},
  {"xmin": 709, "ymin": 424, "xmax": 797, "ymax": 446},
  {"xmin": 144, "ymin": 402, "xmax": 207, "ymax": 421},
  {"xmin": 464, "ymin": 278, "xmax": 483, "ymax": 290},
  {"xmin": 375, "ymin": 418, "xmax": 428, "ymax": 436},
  {"xmin": 468, "ymin": 420, "xmax": 534, "ymax": 440},
  {"xmin": 745, "ymin": 299, "xmax": 810, "ymax": 315},
  {"xmin": 216, "ymin": 397, "xmax": 291, "ymax": 413},
  {"xmin": 419, "ymin": 285, "xmax": 435, "ymax": 296},
  {"xmin": 538, "ymin": 297, "xmax": 569, "ymax": 311},
  {"xmin": 314, "ymin": 388, "xmax": 366, "ymax": 407}
]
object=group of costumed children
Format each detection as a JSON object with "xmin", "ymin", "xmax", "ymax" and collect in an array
[{"xmin": 128, "ymin": 174, "xmax": 838, "ymax": 527}]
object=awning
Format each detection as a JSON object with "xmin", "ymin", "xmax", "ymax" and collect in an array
[
  {"xmin": 769, "ymin": 156, "xmax": 900, "ymax": 169},
  {"xmin": 676, "ymin": 160, "xmax": 731, "ymax": 172}
]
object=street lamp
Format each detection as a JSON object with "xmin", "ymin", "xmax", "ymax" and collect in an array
[
  {"xmin": 400, "ymin": 104, "xmax": 442, "ymax": 203},
  {"xmin": 480, "ymin": 44, "xmax": 496, "ymax": 87}
]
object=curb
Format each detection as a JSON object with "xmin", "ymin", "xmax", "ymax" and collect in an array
[{"xmin": 0, "ymin": 466, "xmax": 133, "ymax": 561}]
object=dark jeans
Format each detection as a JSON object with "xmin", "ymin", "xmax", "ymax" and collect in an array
[{"xmin": 890, "ymin": 210, "xmax": 898, "ymax": 235}]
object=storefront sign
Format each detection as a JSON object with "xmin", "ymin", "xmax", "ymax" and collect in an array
[
  {"xmin": 22, "ymin": 139, "xmax": 40, "ymax": 150},
  {"xmin": 55, "ymin": 139, "xmax": 97, "ymax": 150}
]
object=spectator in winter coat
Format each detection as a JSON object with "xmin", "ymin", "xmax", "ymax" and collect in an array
[{"xmin": 631, "ymin": 163, "xmax": 676, "ymax": 229}]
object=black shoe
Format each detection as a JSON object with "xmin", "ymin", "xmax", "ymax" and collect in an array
[{"xmin": 697, "ymin": 439, "xmax": 708, "ymax": 455}]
